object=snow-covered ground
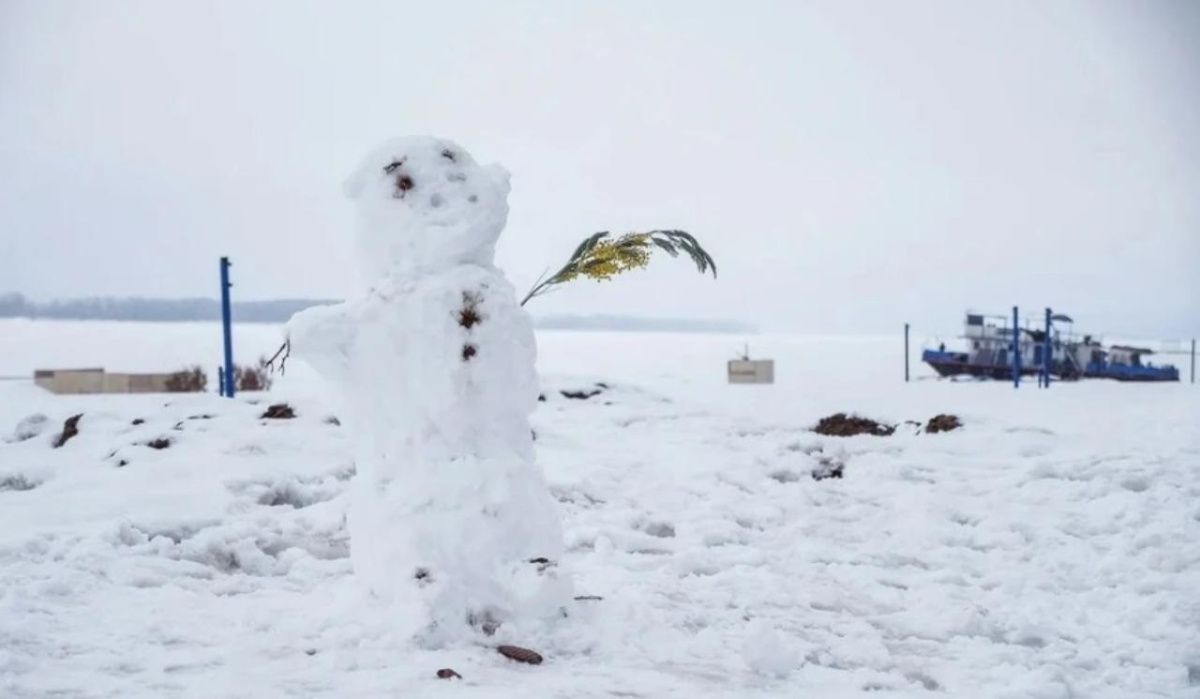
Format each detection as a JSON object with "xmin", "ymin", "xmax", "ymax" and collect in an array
[{"xmin": 2, "ymin": 320, "xmax": 1198, "ymax": 698}]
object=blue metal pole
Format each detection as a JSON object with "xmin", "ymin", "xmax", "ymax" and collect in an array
[
  {"xmin": 1043, "ymin": 307, "xmax": 1052, "ymax": 389},
  {"xmin": 1012, "ymin": 305, "xmax": 1020, "ymax": 389},
  {"xmin": 220, "ymin": 257, "xmax": 235, "ymax": 398}
]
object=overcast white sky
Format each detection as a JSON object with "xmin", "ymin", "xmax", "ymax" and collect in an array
[{"xmin": 1, "ymin": 0, "xmax": 1196, "ymax": 337}]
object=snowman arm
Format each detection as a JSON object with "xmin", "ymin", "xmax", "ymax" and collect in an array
[{"xmin": 285, "ymin": 302, "xmax": 357, "ymax": 382}]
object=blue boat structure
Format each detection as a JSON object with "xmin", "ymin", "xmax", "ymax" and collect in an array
[
  {"xmin": 922, "ymin": 312, "xmax": 1179, "ymax": 382},
  {"xmin": 1082, "ymin": 344, "xmax": 1179, "ymax": 382}
]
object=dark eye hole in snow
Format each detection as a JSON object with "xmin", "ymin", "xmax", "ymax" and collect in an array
[
  {"xmin": 457, "ymin": 291, "xmax": 484, "ymax": 328},
  {"xmin": 0, "ymin": 474, "xmax": 38, "ymax": 492},
  {"xmin": 383, "ymin": 158, "xmax": 405, "ymax": 174},
  {"xmin": 461, "ymin": 344, "xmax": 477, "ymax": 361},
  {"xmin": 440, "ymin": 148, "xmax": 456, "ymax": 162}
]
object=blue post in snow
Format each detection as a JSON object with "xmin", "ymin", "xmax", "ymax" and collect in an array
[
  {"xmin": 220, "ymin": 257, "xmax": 235, "ymax": 398},
  {"xmin": 1012, "ymin": 305, "xmax": 1020, "ymax": 389},
  {"xmin": 1043, "ymin": 307, "xmax": 1052, "ymax": 389}
]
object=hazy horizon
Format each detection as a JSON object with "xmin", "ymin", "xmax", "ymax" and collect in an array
[{"xmin": 2, "ymin": 1, "xmax": 1197, "ymax": 339}]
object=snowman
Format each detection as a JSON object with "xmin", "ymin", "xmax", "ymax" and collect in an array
[{"xmin": 287, "ymin": 137, "xmax": 569, "ymax": 643}]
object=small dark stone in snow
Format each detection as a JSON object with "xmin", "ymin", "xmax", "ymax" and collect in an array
[
  {"xmin": 305, "ymin": 649, "xmax": 317, "ymax": 656},
  {"xmin": 497, "ymin": 645, "xmax": 543, "ymax": 665},
  {"xmin": 117, "ymin": 459, "xmax": 129, "ymax": 468},
  {"xmin": 53, "ymin": 414, "xmax": 83, "ymax": 448},
  {"xmin": 261, "ymin": 404, "xmax": 296, "ymax": 419},
  {"xmin": 537, "ymin": 394, "xmax": 546, "ymax": 402},
  {"xmin": 146, "ymin": 437, "xmax": 171, "ymax": 450},
  {"xmin": 436, "ymin": 668, "xmax": 462, "ymax": 679},
  {"xmin": 323, "ymin": 416, "xmax": 341, "ymax": 426},
  {"xmin": 131, "ymin": 418, "xmax": 145, "ymax": 426},
  {"xmin": 574, "ymin": 595, "xmax": 604, "ymax": 601}
]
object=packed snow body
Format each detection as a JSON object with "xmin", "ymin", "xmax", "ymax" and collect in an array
[{"xmin": 286, "ymin": 137, "xmax": 568, "ymax": 641}]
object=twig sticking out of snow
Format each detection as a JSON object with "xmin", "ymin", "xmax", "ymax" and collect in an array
[
  {"xmin": 53, "ymin": 414, "xmax": 82, "ymax": 448},
  {"xmin": 264, "ymin": 339, "xmax": 291, "ymax": 375}
]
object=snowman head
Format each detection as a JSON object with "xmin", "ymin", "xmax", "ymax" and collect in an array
[{"xmin": 344, "ymin": 136, "xmax": 511, "ymax": 280}]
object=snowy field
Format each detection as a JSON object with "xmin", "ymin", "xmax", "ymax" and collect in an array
[{"xmin": 2, "ymin": 319, "xmax": 1198, "ymax": 698}]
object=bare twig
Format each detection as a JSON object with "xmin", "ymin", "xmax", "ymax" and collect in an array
[{"xmin": 265, "ymin": 338, "xmax": 291, "ymax": 375}]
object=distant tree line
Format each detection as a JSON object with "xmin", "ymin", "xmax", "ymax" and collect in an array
[
  {"xmin": 0, "ymin": 293, "xmax": 755, "ymax": 333},
  {"xmin": 0, "ymin": 293, "xmax": 336, "ymax": 323}
]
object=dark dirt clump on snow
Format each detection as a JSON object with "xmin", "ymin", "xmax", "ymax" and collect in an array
[
  {"xmin": 261, "ymin": 404, "xmax": 296, "ymax": 419},
  {"xmin": 925, "ymin": 414, "xmax": 962, "ymax": 433},
  {"xmin": 813, "ymin": 413, "xmax": 895, "ymax": 437}
]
